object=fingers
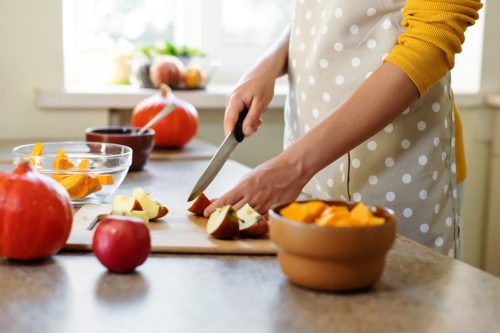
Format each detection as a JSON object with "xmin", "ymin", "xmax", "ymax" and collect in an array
[
  {"xmin": 224, "ymin": 97, "xmax": 245, "ymax": 137},
  {"xmin": 203, "ymin": 190, "xmax": 243, "ymax": 217},
  {"xmin": 243, "ymin": 99, "xmax": 266, "ymax": 137},
  {"xmin": 225, "ymin": 95, "xmax": 265, "ymax": 137}
]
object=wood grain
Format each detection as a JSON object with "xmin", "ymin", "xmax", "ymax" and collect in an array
[{"xmin": 67, "ymin": 203, "xmax": 276, "ymax": 254}]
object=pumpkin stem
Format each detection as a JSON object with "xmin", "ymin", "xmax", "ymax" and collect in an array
[
  {"xmin": 159, "ymin": 84, "xmax": 171, "ymax": 97},
  {"xmin": 14, "ymin": 161, "xmax": 33, "ymax": 174}
]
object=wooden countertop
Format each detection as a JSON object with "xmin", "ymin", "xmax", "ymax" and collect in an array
[{"xmin": 1, "ymin": 142, "xmax": 500, "ymax": 333}]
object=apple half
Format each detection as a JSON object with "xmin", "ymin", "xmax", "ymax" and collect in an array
[
  {"xmin": 187, "ymin": 193, "xmax": 211, "ymax": 216},
  {"xmin": 237, "ymin": 204, "xmax": 269, "ymax": 238},
  {"xmin": 132, "ymin": 188, "xmax": 169, "ymax": 220},
  {"xmin": 207, "ymin": 205, "xmax": 239, "ymax": 239},
  {"xmin": 111, "ymin": 195, "xmax": 142, "ymax": 214}
]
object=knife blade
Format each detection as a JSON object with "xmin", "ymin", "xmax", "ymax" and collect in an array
[{"xmin": 187, "ymin": 108, "xmax": 249, "ymax": 202}]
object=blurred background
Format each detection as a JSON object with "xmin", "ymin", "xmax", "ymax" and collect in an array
[{"xmin": 0, "ymin": 0, "xmax": 499, "ymax": 276}]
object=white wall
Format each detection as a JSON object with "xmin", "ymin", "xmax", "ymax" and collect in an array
[{"xmin": 0, "ymin": 0, "xmax": 107, "ymax": 141}]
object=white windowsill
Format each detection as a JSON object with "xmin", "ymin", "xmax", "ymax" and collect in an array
[
  {"xmin": 36, "ymin": 84, "xmax": 288, "ymax": 110},
  {"xmin": 36, "ymin": 84, "xmax": 487, "ymax": 110}
]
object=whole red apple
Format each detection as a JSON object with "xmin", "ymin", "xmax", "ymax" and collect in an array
[{"xmin": 92, "ymin": 216, "xmax": 151, "ymax": 273}]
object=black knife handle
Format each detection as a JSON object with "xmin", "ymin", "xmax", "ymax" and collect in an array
[{"xmin": 234, "ymin": 108, "xmax": 249, "ymax": 142}]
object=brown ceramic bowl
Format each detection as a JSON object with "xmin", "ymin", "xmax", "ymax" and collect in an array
[
  {"xmin": 269, "ymin": 200, "xmax": 396, "ymax": 292},
  {"xmin": 85, "ymin": 126, "xmax": 154, "ymax": 171}
]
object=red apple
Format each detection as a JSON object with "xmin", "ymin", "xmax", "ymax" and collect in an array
[
  {"xmin": 92, "ymin": 216, "xmax": 151, "ymax": 273},
  {"xmin": 207, "ymin": 205, "xmax": 239, "ymax": 239},
  {"xmin": 237, "ymin": 204, "xmax": 269, "ymax": 238},
  {"xmin": 187, "ymin": 193, "xmax": 211, "ymax": 216}
]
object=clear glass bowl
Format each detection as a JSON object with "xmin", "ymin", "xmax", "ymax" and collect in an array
[{"xmin": 12, "ymin": 141, "xmax": 132, "ymax": 205}]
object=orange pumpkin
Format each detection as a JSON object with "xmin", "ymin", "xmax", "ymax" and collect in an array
[
  {"xmin": 131, "ymin": 85, "xmax": 198, "ymax": 148},
  {"xmin": 0, "ymin": 163, "xmax": 73, "ymax": 260}
]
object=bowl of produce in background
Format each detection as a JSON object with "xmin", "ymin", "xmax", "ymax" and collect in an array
[
  {"xmin": 12, "ymin": 141, "xmax": 132, "ymax": 205},
  {"xmin": 130, "ymin": 41, "xmax": 218, "ymax": 90}
]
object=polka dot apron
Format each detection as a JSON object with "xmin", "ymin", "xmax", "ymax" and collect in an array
[{"xmin": 285, "ymin": 0, "xmax": 459, "ymax": 256}]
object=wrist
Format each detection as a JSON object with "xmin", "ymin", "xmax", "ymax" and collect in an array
[{"xmin": 276, "ymin": 149, "xmax": 314, "ymax": 189}]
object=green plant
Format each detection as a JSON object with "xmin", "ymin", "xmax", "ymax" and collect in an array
[{"xmin": 139, "ymin": 41, "xmax": 204, "ymax": 59}]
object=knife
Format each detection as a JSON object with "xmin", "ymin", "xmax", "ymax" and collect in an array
[{"xmin": 187, "ymin": 108, "xmax": 249, "ymax": 201}]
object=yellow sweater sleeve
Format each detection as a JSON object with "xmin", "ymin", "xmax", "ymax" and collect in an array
[{"xmin": 385, "ymin": 0, "xmax": 482, "ymax": 96}]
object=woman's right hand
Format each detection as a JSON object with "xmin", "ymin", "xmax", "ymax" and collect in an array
[
  {"xmin": 224, "ymin": 68, "xmax": 276, "ymax": 137},
  {"xmin": 224, "ymin": 27, "xmax": 290, "ymax": 137}
]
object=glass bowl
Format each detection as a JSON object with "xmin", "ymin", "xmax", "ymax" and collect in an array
[{"xmin": 12, "ymin": 141, "xmax": 132, "ymax": 205}]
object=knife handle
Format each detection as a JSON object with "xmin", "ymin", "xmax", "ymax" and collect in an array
[{"xmin": 234, "ymin": 108, "xmax": 249, "ymax": 142}]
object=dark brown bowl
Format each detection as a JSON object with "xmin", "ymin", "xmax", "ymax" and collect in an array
[
  {"xmin": 85, "ymin": 126, "xmax": 154, "ymax": 171},
  {"xmin": 269, "ymin": 200, "xmax": 396, "ymax": 292}
]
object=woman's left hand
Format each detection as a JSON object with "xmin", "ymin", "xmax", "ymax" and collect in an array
[{"xmin": 203, "ymin": 156, "xmax": 309, "ymax": 217}]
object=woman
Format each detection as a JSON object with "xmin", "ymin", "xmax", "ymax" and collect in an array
[{"xmin": 205, "ymin": 0, "xmax": 482, "ymax": 257}]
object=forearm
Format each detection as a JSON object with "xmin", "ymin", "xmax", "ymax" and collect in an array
[{"xmin": 280, "ymin": 62, "xmax": 419, "ymax": 181}]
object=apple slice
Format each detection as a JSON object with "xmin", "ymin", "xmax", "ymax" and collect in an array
[
  {"xmin": 237, "ymin": 204, "xmax": 269, "ymax": 238},
  {"xmin": 132, "ymin": 188, "xmax": 169, "ymax": 220},
  {"xmin": 207, "ymin": 205, "xmax": 239, "ymax": 239},
  {"xmin": 110, "ymin": 210, "xmax": 150, "ymax": 223},
  {"xmin": 111, "ymin": 195, "xmax": 142, "ymax": 215},
  {"xmin": 187, "ymin": 193, "xmax": 211, "ymax": 216}
]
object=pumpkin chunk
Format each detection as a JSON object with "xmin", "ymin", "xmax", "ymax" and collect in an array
[
  {"xmin": 78, "ymin": 159, "xmax": 89, "ymax": 171},
  {"xmin": 280, "ymin": 202, "xmax": 386, "ymax": 228},
  {"xmin": 280, "ymin": 201, "xmax": 328, "ymax": 223},
  {"xmin": 29, "ymin": 141, "xmax": 44, "ymax": 166},
  {"xmin": 96, "ymin": 174, "xmax": 115, "ymax": 185},
  {"xmin": 53, "ymin": 149, "xmax": 75, "ymax": 170},
  {"xmin": 59, "ymin": 174, "xmax": 87, "ymax": 199}
]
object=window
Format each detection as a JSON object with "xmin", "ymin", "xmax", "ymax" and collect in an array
[
  {"xmin": 63, "ymin": 0, "xmax": 292, "ymax": 87},
  {"xmin": 63, "ymin": 0, "xmax": 485, "ymax": 93},
  {"xmin": 451, "ymin": 0, "xmax": 487, "ymax": 94}
]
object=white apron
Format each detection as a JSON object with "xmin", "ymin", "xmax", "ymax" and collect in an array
[{"xmin": 285, "ymin": 0, "xmax": 459, "ymax": 256}]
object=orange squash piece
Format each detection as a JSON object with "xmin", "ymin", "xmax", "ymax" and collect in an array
[
  {"xmin": 52, "ymin": 174, "xmax": 70, "ymax": 182},
  {"xmin": 87, "ymin": 175, "xmax": 102, "ymax": 194},
  {"xmin": 31, "ymin": 142, "xmax": 43, "ymax": 156},
  {"xmin": 53, "ymin": 149, "xmax": 75, "ymax": 170},
  {"xmin": 96, "ymin": 174, "xmax": 115, "ymax": 185},
  {"xmin": 350, "ymin": 203, "xmax": 372, "ymax": 226},
  {"xmin": 315, "ymin": 206, "xmax": 350, "ymax": 227},
  {"xmin": 59, "ymin": 173, "xmax": 87, "ymax": 199},
  {"xmin": 29, "ymin": 142, "xmax": 43, "ymax": 167},
  {"xmin": 280, "ymin": 201, "xmax": 328, "ymax": 223},
  {"xmin": 78, "ymin": 159, "xmax": 89, "ymax": 171}
]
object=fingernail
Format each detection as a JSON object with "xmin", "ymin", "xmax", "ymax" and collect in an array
[{"xmin": 245, "ymin": 126, "xmax": 254, "ymax": 136}]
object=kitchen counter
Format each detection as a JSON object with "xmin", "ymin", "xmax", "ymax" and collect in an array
[{"xmin": 1, "ymin": 143, "xmax": 500, "ymax": 333}]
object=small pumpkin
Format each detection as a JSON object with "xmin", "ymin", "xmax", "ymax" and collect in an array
[
  {"xmin": 131, "ymin": 85, "xmax": 198, "ymax": 148},
  {"xmin": 0, "ymin": 163, "xmax": 73, "ymax": 260}
]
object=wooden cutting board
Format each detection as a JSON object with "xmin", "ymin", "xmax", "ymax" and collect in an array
[{"xmin": 65, "ymin": 203, "xmax": 277, "ymax": 255}]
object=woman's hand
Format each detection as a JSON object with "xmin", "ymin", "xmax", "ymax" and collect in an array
[
  {"xmin": 204, "ymin": 155, "xmax": 309, "ymax": 217},
  {"xmin": 224, "ymin": 71, "xmax": 275, "ymax": 137},
  {"xmin": 224, "ymin": 27, "xmax": 290, "ymax": 137}
]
